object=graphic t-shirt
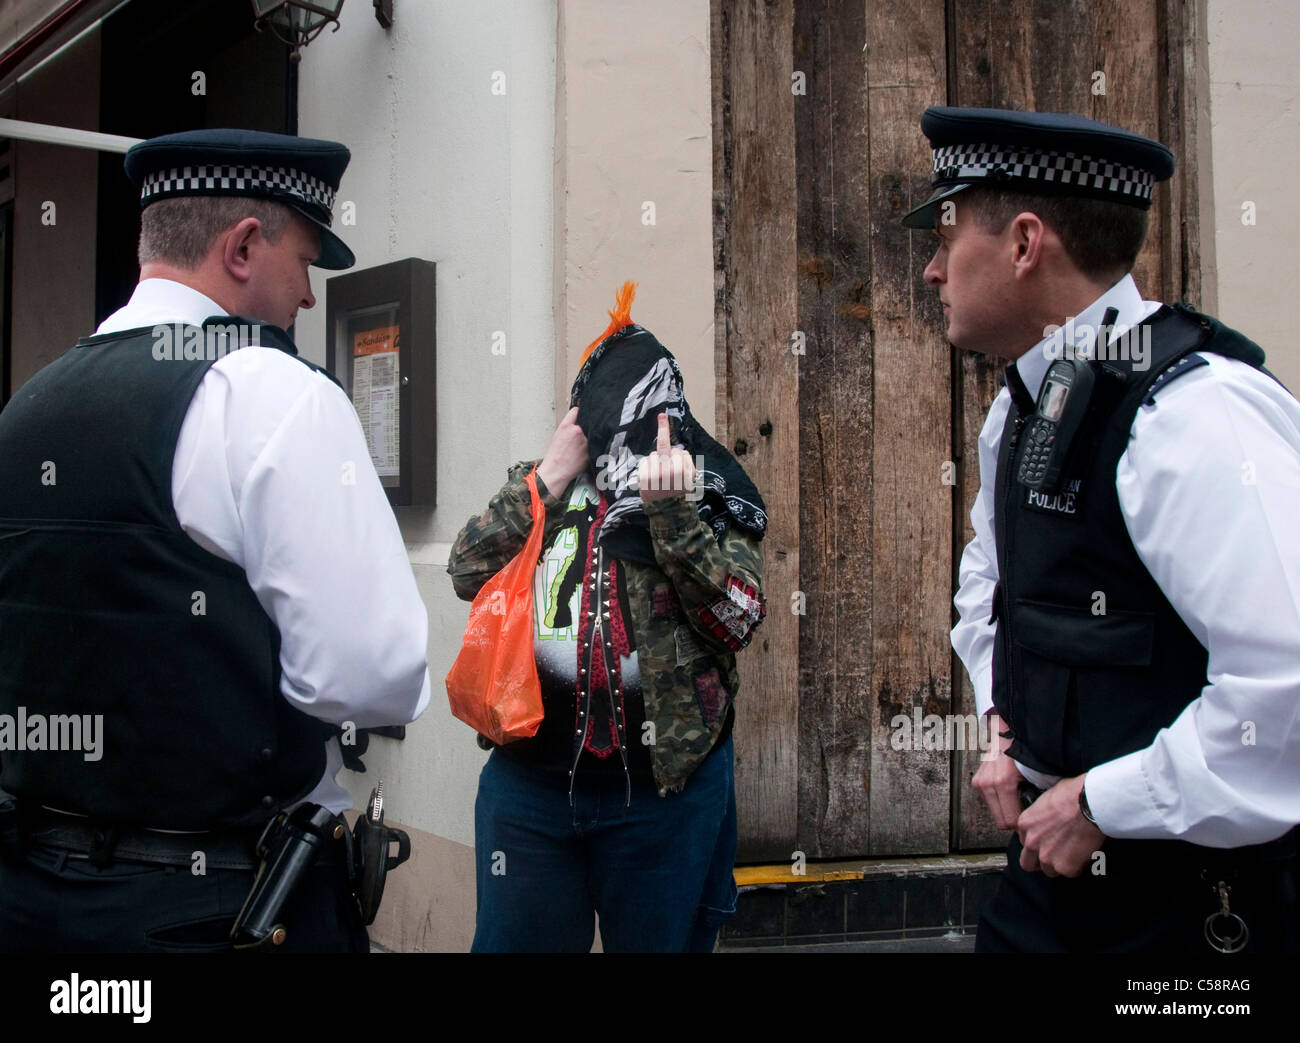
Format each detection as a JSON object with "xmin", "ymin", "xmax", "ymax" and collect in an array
[{"xmin": 498, "ymin": 473, "xmax": 651, "ymax": 778}]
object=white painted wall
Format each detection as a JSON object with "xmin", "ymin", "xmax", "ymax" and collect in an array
[
  {"xmin": 296, "ymin": 0, "xmax": 558, "ymax": 847},
  {"xmin": 1207, "ymin": 0, "xmax": 1300, "ymax": 390}
]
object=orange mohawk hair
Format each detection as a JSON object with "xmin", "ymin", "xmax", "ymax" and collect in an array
[{"xmin": 577, "ymin": 280, "xmax": 638, "ymax": 370}]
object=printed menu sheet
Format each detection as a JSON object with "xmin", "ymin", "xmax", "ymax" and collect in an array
[{"xmin": 352, "ymin": 325, "xmax": 401, "ymax": 478}]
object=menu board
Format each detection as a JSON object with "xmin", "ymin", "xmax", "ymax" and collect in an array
[{"xmin": 351, "ymin": 323, "xmax": 401, "ymax": 479}]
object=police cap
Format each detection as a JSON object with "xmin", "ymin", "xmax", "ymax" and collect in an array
[
  {"xmin": 124, "ymin": 128, "xmax": 355, "ymax": 269},
  {"xmin": 902, "ymin": 106, "xmax": 1175, "ymax": 230}
]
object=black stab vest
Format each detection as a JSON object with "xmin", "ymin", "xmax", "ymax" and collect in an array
[
  {"xmin": 991, "ymin": 304, "xmax": 1278, "ymax": 777},
  {"xmin": 0, "ymin": 317, "xmax": 336, "ymax": 829}
]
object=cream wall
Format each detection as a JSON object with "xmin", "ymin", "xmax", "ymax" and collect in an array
[
  {"xmin": 1207, "ymin": 0, "xmax": 1300, "ymax": 390},
  {"xmin": 553, "ymin": 0, "xmax": 716, "ymax": 430}
]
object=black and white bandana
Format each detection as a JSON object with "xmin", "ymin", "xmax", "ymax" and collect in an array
[{"xmin": 570, "ymin": 324, "xmax": 767, "ymax": 566}]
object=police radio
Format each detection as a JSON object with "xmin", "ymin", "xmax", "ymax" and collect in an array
[{"xmin": 1015, "ymin": 307, "xmax": 1117, "ymax": 493}]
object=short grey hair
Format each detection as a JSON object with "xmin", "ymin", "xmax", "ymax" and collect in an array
[{"xmin": 137, "ymin": 196, "xmax": 295, "ymax": 269}]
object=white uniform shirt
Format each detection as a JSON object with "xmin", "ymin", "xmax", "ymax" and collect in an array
[
  {"xmin": 95, "ymin": 279, "xmax": 431, "ymax": 813},
  {"xmin": 952, "ymin": 274, "xmax": 1300, "ymax": 848}
]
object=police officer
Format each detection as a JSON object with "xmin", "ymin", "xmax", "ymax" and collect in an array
[
  {"xmin": 0, "ymin": 129, "xmax": 430, "ymax": 952},
  {"xmin": 905, "ymin": 107, "xmax": 1300, "ymax": 952}
]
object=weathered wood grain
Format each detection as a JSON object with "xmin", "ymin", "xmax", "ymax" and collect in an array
[
  {"xmin": 714, "ymin": 0, "xmax": 802, "ymax": 860},
  {"xmin": 792, "ymin": 0, "xmax": 876, "ymax": 858},
  {"xmin": 712, "ymin": 0, "xmax": 1203, "ymax": 860},
  {"xmin": 862, "ymin": 0, "xmax": 954, "ymax": 856}
]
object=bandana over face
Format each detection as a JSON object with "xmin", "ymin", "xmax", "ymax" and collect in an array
[{"xmin": 569, "ymin": 283, "xmax": 767, "ymax": 566}]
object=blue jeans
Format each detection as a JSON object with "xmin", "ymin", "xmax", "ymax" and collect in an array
[{"xmin": 471, "ymin": 735, "xmax": 738, "ymax": 952}]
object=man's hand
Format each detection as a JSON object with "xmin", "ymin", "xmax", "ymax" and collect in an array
[
  {"xmin": 1017, "ymin": 774, "xmax": 1105, "ymax": 878},
  {"xmin": 536, "ymin": 406, "xmax": 588, "ymax": 495},
  {"xmin": 637, "ymin": 413, "xmax": 696, "ymax": 503},
  {"xmin": 972, "ymin": 712, "xmax": 1022, "ymax": 831}
]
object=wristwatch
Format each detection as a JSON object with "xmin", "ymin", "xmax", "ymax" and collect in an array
[{"xmin": 1078, "ymin": 780, "xmax": 1098, "ymax": 826}]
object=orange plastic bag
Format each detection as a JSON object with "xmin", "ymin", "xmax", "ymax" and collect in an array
[{"xmin": 445, "ymin": 468, "xmax": 546, "ymax": 744}]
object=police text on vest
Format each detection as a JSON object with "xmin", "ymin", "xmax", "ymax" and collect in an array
[{"xmin": 1025, "ymin": 486, "xmax": 1079, "ymax": 515}]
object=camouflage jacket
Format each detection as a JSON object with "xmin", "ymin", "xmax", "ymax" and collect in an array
[{"xmin": 447, "ymin": 460, "xmax": 766, "ymax": 795}]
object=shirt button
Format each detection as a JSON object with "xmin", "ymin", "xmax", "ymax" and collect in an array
[{"xmin": 261, "ymin": 795, "xmax": 274, "ymax": 808}]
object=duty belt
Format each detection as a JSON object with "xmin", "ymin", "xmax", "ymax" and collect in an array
[{"xmin": 12, "ymin": 805, "xmax": 346, "ymax": 871}]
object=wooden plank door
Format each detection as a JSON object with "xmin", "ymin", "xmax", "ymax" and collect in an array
[{"xmin": 712, "ymin": 0, "xmax": 1205, "ymax": 860}]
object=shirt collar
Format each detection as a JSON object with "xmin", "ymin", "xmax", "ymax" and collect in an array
[
  {"xmin": 95, "ymin": 278, "xmax": 227, "ymax": 336},
  {"xmin": 1014, "ymin": 274, "xmax": 1154, "ymax": 397}
]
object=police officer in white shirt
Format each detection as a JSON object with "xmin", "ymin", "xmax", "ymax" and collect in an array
[
  {"xmin": 0, "ymin": 129, "xmax": 430, "ymax": 952},
  {"xmin": 906, "ymin": 107, "xmax": 1300, "ymax": 952}
]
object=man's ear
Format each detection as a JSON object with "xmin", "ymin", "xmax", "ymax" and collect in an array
[
  {"xmin": 220, "ymin": 217, "xmax": 263, "ymax": 285},
  {"xmin": 1009, "ymin": 211, "xmax": 1046, "ymax": 279}
]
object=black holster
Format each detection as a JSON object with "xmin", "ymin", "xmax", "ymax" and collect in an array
[
  {"xmin": 231, "ymin": 802, "xmax": 343, "ymax": 950},
  {"xmin": 351, "ymin": 784, "xmax": 411, "ymax": 926}
]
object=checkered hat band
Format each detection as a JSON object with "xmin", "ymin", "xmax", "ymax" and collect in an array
[
  {"xmin": 931, "ymin": 144, "xmax": 1155, "ymax": 202},
  {"xmin": 140, "ymin": 164, "xmax": 336, "ymax": 218}
]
